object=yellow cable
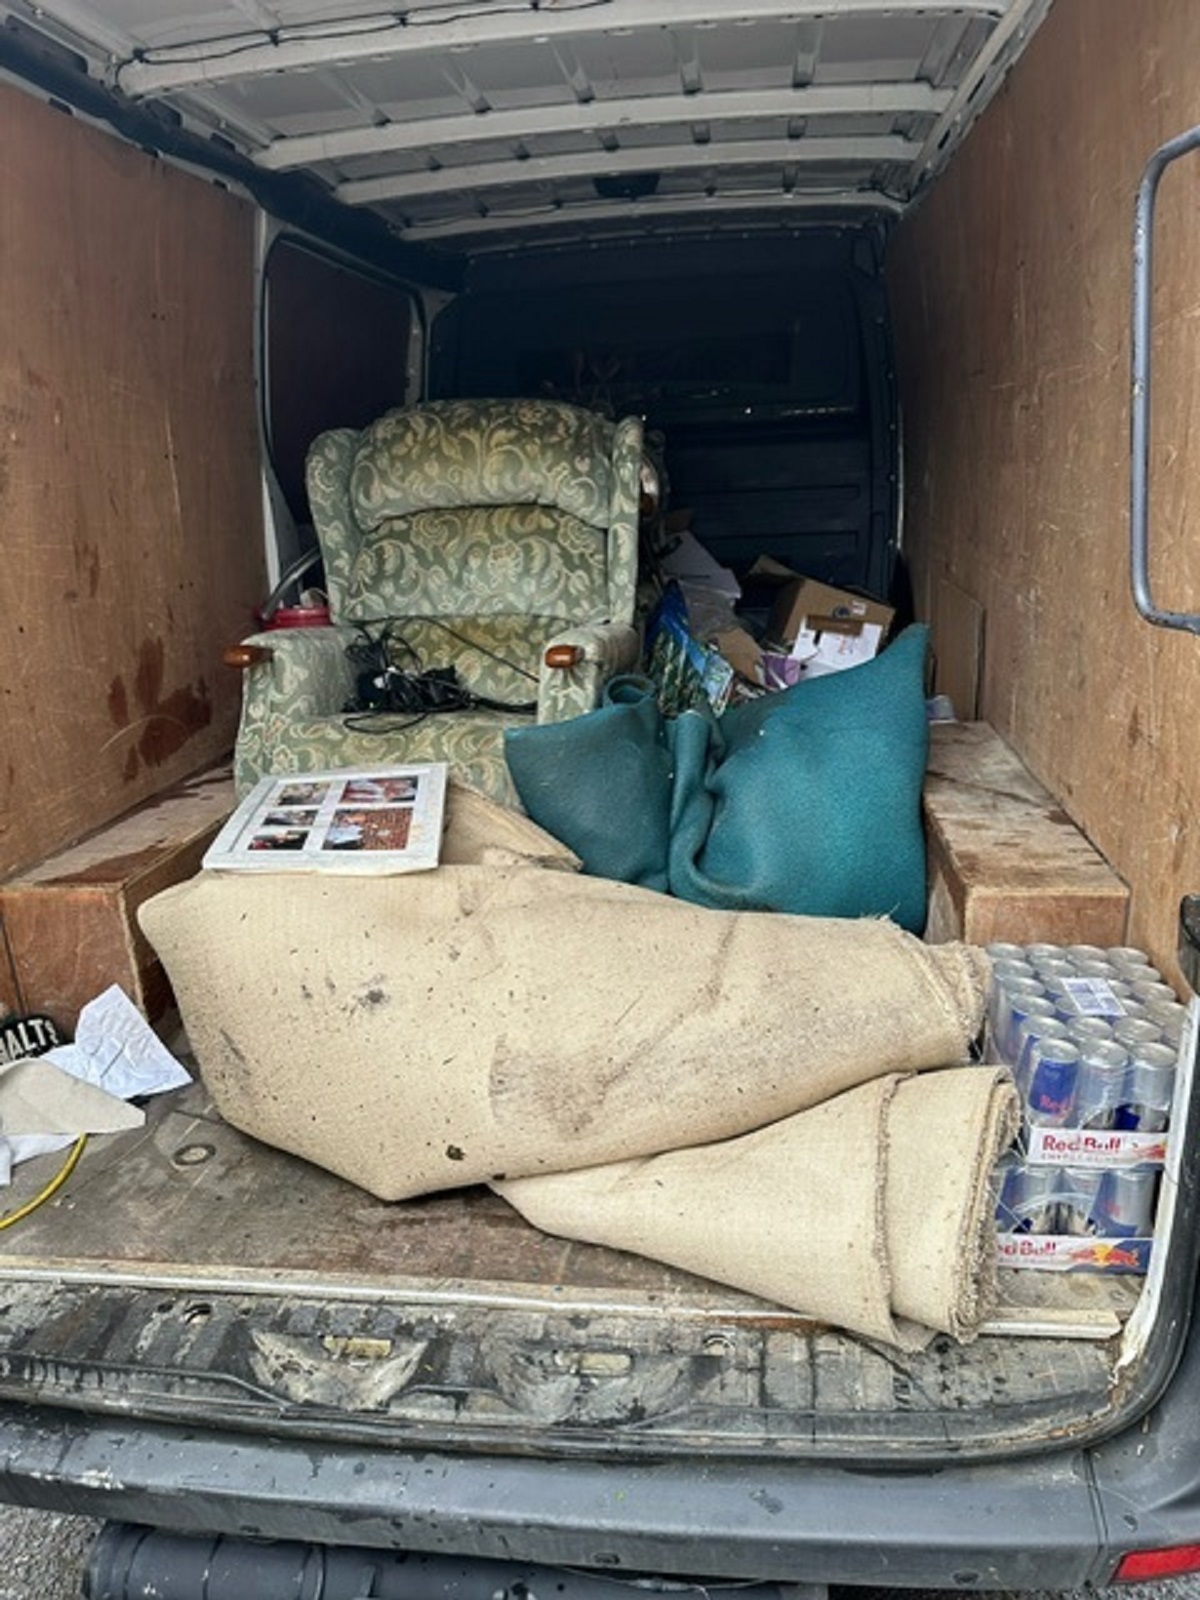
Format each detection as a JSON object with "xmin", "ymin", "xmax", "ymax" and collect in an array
[{"xmin": 0, "ymin": 1135, "xmax": 88, "ymax": 1231}]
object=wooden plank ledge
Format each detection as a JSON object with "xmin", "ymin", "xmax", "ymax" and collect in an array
[
  {"xmin": 923, "ymin": 722, "xmax": 1129, "ymax": 947},
  {"xmin": 0, "ymin": 765, "xmax": 236, "ymax": 1029}
]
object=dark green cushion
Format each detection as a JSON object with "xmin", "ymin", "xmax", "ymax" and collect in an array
[
  {"xmin": 504, "ymin": 624, "xmax": 930, "ymax": 931},
  {"xmin": 504, "ymin": 675, "xmax": 673, "ymax": 892}
]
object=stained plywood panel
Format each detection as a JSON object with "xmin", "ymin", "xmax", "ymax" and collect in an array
[
  {"xmin": 888, "ymin": 0, "xmax": 1200, "ymax": 985},
  {"xmin": 0, "ymin": 85, "xmax": 265, "ymax": 879},
  {"xmin": 930, "ymin": 578, "xmax": 985, "ymax": 722}
]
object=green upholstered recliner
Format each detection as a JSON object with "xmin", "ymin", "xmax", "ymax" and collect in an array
[{"xmin": 231, "ymin": 398, "xmax": 644, "ymax": 805}]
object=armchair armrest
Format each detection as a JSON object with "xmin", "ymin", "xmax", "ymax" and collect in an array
[
  {"xmin": 234, "ymin": 626, "xmax": 359, "ymax": 716},
  {"xmin": 231, "ymin": 625, "xmax": 360, "ymax": 794},
  {"xmin": 538, "ymin": 621, "xmax": 641, "ymax": 725}
]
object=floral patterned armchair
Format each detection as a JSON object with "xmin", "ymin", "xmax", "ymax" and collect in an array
[{"xmin": 231, "ymin": 398, "xmax": 645, "ymax": 805}]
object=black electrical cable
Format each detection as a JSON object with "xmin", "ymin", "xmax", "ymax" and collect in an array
[
  {"xmin": 341, "ymin": 616, "xmax": 541, "ymax": 734},
  {"xmin": 117, "ymin": 0, "xmax": 615, "ymax": 75}
]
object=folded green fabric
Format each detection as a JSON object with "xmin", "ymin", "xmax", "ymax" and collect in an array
[
  {"xmin": 504, "ymin": 624, "xmax": 930, "ymax": 930},
  {"xmin": 504, "ymin": 675, "xmax": 673, "ymax": 891}
]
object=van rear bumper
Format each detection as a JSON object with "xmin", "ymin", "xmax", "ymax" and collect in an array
[{"xmin": 0, "ymin": 1402, "xmax": 1154, "ymax": 1591}]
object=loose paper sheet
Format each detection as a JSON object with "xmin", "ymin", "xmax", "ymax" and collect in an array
[
  {"xmin": 0, "ymin": 985, "xmax": 191, "ymax": 1186},
  {"xmin": 42, "ymin": 984, "xmax": 192, "ymax": 1099}
]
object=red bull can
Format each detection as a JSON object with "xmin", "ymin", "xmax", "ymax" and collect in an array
[
  {"xmin": 1144, "ymin": 999, "xmax": 1187, "ymax": 1049},
  {"xmin": 1114, "ymin": 1016, "xmax": 1165, "ymax": 1051},
  {"xmin": 1130, "ymin": 979, "xmax": 1178, "ymax": 1008},
  {"xmin": 986, "ymin": 942, "xmax": 1029, "ymax": 964},
  {"xmin": 1117, "ymin": 1040, "xmax": 1177, "ymax": 1133},
  {"xmin": 1072, "ymin": 1040, "xmax": 1129, "ymax": 1130},
  {"xmin": 1026, "ymin": 1038, "xmax": 1081, "ymax": 1127},
  {"xmin": 1094, "ymin": 1166, "xmax": 1159, "ymax": 1238},
  {"xmin": 1013, "ymin": 1015, "xmax": 1072, "ymax": 1099},
  {"xmin": 1106, "ymin": 946, "xmax": 1152, "ymax": 969},
  {"xmin": 1000, "ymin": 1161, "xmax": 1061, "ymax": 1234},
  {"xmin": 991, "ymin": 975, "xmax": 1047, "ymax": 1064},
  {"xmin": 1067, "ymin": 1015, "xmax": 1116, "ymax": 1046},
  {"xmin": 1058, "ymin": 1167, "xmax": 1105, "ymax": 1235},
  {"xmin": 1067, "ymin": 944, "xmax": 1110, "ymax": 965}
]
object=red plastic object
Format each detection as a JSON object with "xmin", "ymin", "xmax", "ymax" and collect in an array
[
  {"xmin": 1113, "ymin": 1544, "xmax": 1200, "ymax": 1581},
  {"xmin": 259, "ymin": 604, "xmax": 332, "ymax": 630}
]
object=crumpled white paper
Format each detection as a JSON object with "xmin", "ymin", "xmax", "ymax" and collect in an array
[
  {"xmin": 41, "ymin": 985, "xmax": 192, "ymax": 1100},
  {"xmin": 0, "ymin": 985, "xmax": 191, "ymax": 1187}
]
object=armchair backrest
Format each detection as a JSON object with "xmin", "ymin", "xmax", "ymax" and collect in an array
[{"xmin": 305, "ymin": 398, "xmax": 643, "ymax": 627}]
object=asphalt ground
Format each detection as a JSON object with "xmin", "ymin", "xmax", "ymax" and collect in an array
[
  {"xmin": 0, "ymin": 1508, "xmax": 99, "ymax": 1600},
  {"xmin": 5, "ymin": 1504, "xmax": 1200, "ymax": 1600}
]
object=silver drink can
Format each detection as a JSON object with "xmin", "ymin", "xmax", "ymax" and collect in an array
[
  {"xmin": 1025, "ymin": 943, "xmax": 1065, "ymax": 964},
  {"xmin": 1067, "ymin": 1015, "xmax": 1116, "ymax": 1046},
  {"xmin": 1120, "ymin": 1040, "xmax": 1178, "ymax": 1133},
  {"xmin": 1072, "ymin": 1040, "xmax": 1129, "ymax": 1130},
  {"xmin": 993, "ymin": 979, "xmax": 1052, "ymax": 1065},
  {"xmin": 1067, "ymin": 944, "xmax": 1110, "ymax": 965},
  {"xmin": 1117, "ymin": 971, "xmax": 1159, "ymax": 995},
  {"xmin": 1144, "ymin": 999, "xmax": 1187, "ymax": 1049},
  {"xmin": 1026, "ymin": 1038, "xmax": 1082, "ymax": 1127},
  {"xmin": 1033, "ymin": 954, "xmax": 1077, "ymax": 981},
  {"xmin": 991, "ymin": 958, "xmax": 1038, "ymax": 987},
  {"xmin": 1012, "ymin": 1015, "xmax": 1072, "ymax": 1100},
  {"xmin": 1130, "ymin": 979, "xmax": 1178, "ymax": 1008},
  {"xmin": 1073, "ymin": 959, "xmax": 1119, "ymax": 981},
  {"xmin": 989, "ymin": 970, "xmax": 1038, "ymax": 1042},
  {"xmin": 993, "ymin": 1151, "xmax": 1022, "ymax": 1231},
  {"xmin": 1005, "ymin": 1161, "xmax": 1062, "ymax": 1235},
  {"xmin": 1106, "ymin": 945, "xmax": 1152, "ymax": 968},
  {"xmin": 1114, "ymin": 1016, "xmax": 1164, "ymax": 1052},
  {"xmin": 1094, "ymin": 1166, "xmax": 1159, "ymax": 1238},
  {"xmin": 1058, "ymin": 1166, "xmax": 1105, "ymax": 1235},
  {"xmin": 987, "ymin": 942, "xmax": 1029, "ymax": 964}
]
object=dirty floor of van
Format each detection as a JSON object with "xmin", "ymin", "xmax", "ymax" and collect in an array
[{"xmin": 0, "ymin": 1074, "xmax": 1140, "ymax": 1463}]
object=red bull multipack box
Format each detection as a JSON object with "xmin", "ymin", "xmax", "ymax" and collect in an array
[{"xmin": 985, "ymin": 942, "xmax": 1193, "ymax": 1273}]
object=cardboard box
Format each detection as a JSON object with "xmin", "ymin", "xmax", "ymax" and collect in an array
[
  {"xmin": 711, "ymin": 624, "xmax": 764, "ymax": 685},
  {"xmin": 757, "ymin": 561, "xmax": 895, "ymax": 654},
  {"xmin": 1023, "ymin": 1125, "xmax": 1168, "ymax": 1168},
  {"xmin": 995, "ymin": 1233, "xmax": 1152, "ymax": 1273},
  {"xmin": 715, "ymin": 559, "xmax": 895, "ymax": 689}
]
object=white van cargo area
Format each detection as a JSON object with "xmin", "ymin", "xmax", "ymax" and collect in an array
[{"xmin": 3, "ymin": 2, "xmax": 1200, "ymax": 1590}]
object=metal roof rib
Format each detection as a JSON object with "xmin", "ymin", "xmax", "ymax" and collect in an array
[
  {"xmin": 337, "ymin": 135, "xmax": 921, "ymax": 208},
  {"xmin": 255, "ymin": 83, "xmax": 952, "ymax": 172}
]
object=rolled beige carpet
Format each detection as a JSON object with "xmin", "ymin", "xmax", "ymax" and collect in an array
[
  {"xmin": 437, "ymin": 778, "xmax": 582, "ymax": 872},
  {"xmin": 140, "ymin": 854, "xmax": 991, "ymax": 1202},
  {"xmin": 496, "ymin": 1065, "xmax": 1019, "ymax": 1348}
]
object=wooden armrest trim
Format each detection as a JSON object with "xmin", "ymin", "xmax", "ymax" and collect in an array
[
  {"xmin": 544, "ymin": 644, "xmax": 585, "ymax": 670},
  {"xmin": 223, "ymin": 643, "xmax": 274, "ymax": 669}
]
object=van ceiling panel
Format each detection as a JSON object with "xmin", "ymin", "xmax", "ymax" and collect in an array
[{"xmin": 0, "ymin": 0, "xmax": 1052, "ymax": 257}]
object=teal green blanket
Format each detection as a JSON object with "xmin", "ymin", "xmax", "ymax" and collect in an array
[{"xmin": 505, "ymin": 624, "xmax": 930, "ymax": 931}]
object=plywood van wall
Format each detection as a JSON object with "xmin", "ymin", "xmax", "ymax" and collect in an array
[
  {"xmin": 888, "ymin": 0, "xmax": 1200, "ymax": 984},
  {"xmin": 0, "ymin": 85, "xmax": 265, "ymax": 879}
]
